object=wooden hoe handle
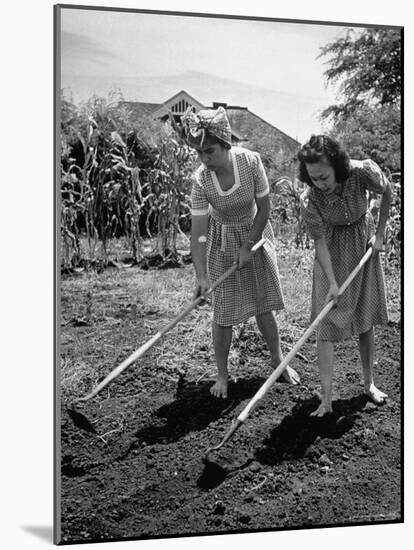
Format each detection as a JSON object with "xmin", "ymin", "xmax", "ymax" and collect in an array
[
  {"xmin": 74, "ymin": 238, "xmax": 267, "ymax": 403},
  {"xmin": 237, "ymin": 246, "xmax": 373, "ymax": 423}
]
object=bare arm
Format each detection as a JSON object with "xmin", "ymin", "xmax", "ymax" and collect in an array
[
  {"xmin": 249, "ymin": 193, "xmax": 270, "ymax": 242},
  {"xmin": 372, "ymin": 179, "xmax": 393, "ymax": 254},
  {"xmin": 314, "ymin": 235, "xmax": 339, "ymax": 306},
  {"xmin": 191, "ymin": 214, "xmax": 210, "ymax": 298},
  {"xmin": 238, "ymin": 194, "xmax": 270, "ymax": 268}
]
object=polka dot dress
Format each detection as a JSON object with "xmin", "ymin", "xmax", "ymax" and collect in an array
[
  {"xmin": 301, "ymin": 159, "xmax": 389, "ymax": 341},
  {"xmin": 191, "ymin": 146, "xmax": 284, "ymax": 326}
]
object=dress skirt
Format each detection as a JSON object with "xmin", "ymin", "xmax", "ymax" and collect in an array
[
  {"xmin": 312, "ymin": 212, "xmax": 388, "ymax": 341},
  {"xmin": 206, "ymin": 216, "xmax": 284, "ymax": 326}
]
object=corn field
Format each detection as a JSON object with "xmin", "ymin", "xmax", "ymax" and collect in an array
[
  {"xmin": 60, "ymin": 92, "xmax": 197, "ymax": 270},
  {"xmin": 60, "ymin": 93, "xmax": 401, "ymax": 272}
]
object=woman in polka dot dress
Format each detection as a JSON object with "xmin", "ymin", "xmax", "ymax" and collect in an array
[
  {"xmin": 178, "ymin": 106, "xmax": 300, "ymax": 399},
  {"xmin": 298, "ymin": 135, "xmax": 392, "ymax": 417}
]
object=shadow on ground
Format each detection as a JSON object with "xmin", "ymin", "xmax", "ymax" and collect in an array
[
  {"xmin": 118, "ymin": 376, "xmax": 266, "ymax": 458},
  {"xmin": 255, "ymin": 394, "xmax": 369, "ymax": 465}
]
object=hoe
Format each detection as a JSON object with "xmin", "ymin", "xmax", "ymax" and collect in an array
[
  {"xmin": 68, "ymin": 238, "xmax": 267, "ymax": 425},
  {"xmin": 203, "ymin": 245, "xmax": 374, "ymax": 460}
]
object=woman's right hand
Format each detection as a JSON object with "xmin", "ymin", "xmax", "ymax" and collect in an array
[
  {"xmin": 325, "ymin": 280, "xmax": 339, "ymax": 307},
  {"xmin": 193, "ymin": 276, "xmax": 211, "ymax": 303}
]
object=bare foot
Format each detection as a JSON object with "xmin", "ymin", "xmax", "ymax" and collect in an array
[
  {"xmin": 280, "ymin": 366, "xmax": 300, "ymax": 385},
  {"xmin": 365, "ymin": 384, "xmax": 387, "ymax": 405},
  {"xmin": 210, "ymin": 376, "xmax": 228, "ymax": 399},
  {"xmin": 310, "ymin": 402, "xmax": 333, "ymax": 417}
]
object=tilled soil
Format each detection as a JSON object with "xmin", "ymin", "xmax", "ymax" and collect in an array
[{"xmin": 59, "ymin": 303, "xmax": 401, "ymax": 545}]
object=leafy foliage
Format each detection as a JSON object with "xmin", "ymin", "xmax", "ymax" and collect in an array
[
  {"xmin": 316, "ymin": 27, "xmax": 401, "ymax": 268},
  {"xmin": 246, "ymin": 126, "xmax": 298, "ymax": 184},
  {"xmin": 329, "ymin": 103, "xmax": 401, "ymax": 173},
  {"xmin": 60, "ymin": 92, "xmax": 197, "ymax": 270},
  {"xmin": 385, "ymin": 173, "xmax": 401, "ymax": 267},
  {"xmin": 319, "ymin": 28, "xmax": 401, "ymax": 119},
  {"xmin": 271, "ymin": 177, "xmax": 309, "ymax": 248},
  {"xmin": 246, "ymin": 127, "xmax": 305, "ymax": 244}
]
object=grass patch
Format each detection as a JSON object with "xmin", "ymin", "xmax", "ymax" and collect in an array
[{"xmin": 60, "ymin": 236, "xmax": 400, "ymax": 401}]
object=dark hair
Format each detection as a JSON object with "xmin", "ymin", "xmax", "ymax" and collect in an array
[
  {"xmin": 297, "ymin": 135, "xmax": 351, "ymax": 186},
  {"xmin": 187, "ymin": 132, "xmax": 231, "ymax": 150}
]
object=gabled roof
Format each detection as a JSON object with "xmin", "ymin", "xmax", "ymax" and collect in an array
[
  {"xmin": 119, "ymin": 90, "xmax": 299, "ymax": 150},
  {"xmin": 152, "ymin": 90, "xmax": 205, "ymax": 120},
  {"xmin": 154, "ymin": 91, "xmax": 244, "ymax": 142}
]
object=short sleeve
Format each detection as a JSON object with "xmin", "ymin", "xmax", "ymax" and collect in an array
[
  {"xmin": 251, "ymin": 152, "xmax": 270, "ymax": 198},
  {"xmin": 301, "ymin": 189, "xmax": 326, "ymax": 240},
  {"xmin": 358, "ymin": 159, "xmax": 388, "ymax": 194},
  {"xmin": 190, "ymin": 168, "xmax": 209, "ymax": 216}
]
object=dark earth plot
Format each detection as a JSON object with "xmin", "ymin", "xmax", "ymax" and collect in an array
[{"xmin": 59, "ymin": 288, "xmax": 401, "ymax": 544}]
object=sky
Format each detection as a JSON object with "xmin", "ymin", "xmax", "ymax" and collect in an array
[
  {"xmin": 61, "ymin": 9, "xmax": 341, "ymax": 93},
  {"xmin": 58, "ymin": 7, "xmax": 358, "ymax": 142}
]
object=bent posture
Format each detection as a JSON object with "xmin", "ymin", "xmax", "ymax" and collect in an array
[
  {"xmin": 177, "ymin": 106, "xmax": 299, "ymax": 399},
  {"xmin": 298, "ymin": 135, "xmax": 392, "ymax": 416}
]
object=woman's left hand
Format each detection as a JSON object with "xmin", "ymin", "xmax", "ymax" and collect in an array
[{"xmin": 237, "ymin": 244, "xmax": 253, "ymax": 268}]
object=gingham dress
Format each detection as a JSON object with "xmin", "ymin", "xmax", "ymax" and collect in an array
[
  {"xmin": 191, "ymin": 146, "xmax": 284, "ymax": 326},
  {"xmin": 301, "ymin": 159, "xmax": 389, "ymax": 341}
]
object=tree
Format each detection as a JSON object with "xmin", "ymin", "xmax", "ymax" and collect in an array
[
  {"xmin": 246, "ymin": 127, "xmax": 298, "ymax": 184},
  {"xmin": 318, "ymin": 28, "xmax": 402, "ymax": 268},
  {"xmin": 318, "ymin": 27, "xmax": 401, "ymax": 172},
  {"xmin": 319, "ymin": 28, "xmax": 401, "ymax": 120},
  {"xmin": 330, "ymin": 103, "xmax": 401, "ymax": 173}
]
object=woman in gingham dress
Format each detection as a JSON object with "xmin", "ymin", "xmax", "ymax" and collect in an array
[
  {"xmin": 177, "ymin": 106, "xmax": 300, "ymax": 399},
  {"xmin": 298, "ymin": 135, "xmax": 392, "ymax": 417}
]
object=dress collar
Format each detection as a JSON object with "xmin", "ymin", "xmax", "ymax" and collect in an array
[{"xmin": 211, "ymin": 149, "xmax": 241, "ymax": 196}]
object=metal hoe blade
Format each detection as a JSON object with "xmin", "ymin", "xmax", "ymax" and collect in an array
[{"xmin": 204, "ymin": 419, "xmax": 243, "ymax": 458}]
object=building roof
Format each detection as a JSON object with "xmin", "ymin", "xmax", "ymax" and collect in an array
[
  {"xmin": 118, "ymin": 101, "xmax": 161, "ymax": 117},
  {"xmin": 225, "ymin": 106, "xmax": 300, "ymax": 150},
  {"xmin": 119, "ymin": 91, "xmax": 300, "ymax": 150}
]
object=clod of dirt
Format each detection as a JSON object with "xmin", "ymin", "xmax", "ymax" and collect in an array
[
  {"xmin": 249, "ymin": 461, "xmax": 262, "ymax": 472},
  {"xmin": 363, "ymin": 401, "xmax": 378, "ymax": 412},
  {"xmin": 237, "ymin": 512, "xmax": 251, "ymax": 524},
  {"xmin": 318, "ymin": 454, "xmax": 333, "ymax": 466}
]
